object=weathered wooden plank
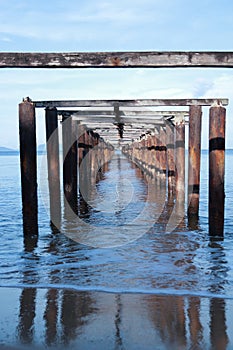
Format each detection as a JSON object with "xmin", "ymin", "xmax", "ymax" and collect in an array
[
  {"xmin": 34, "ymin": 98, "xmax": 228, "ymax": 108},
  {"xmin": 1, "ymin": 52, "xmax": 233, "ymax": 68}
]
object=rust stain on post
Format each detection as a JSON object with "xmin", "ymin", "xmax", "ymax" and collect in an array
[
  {"xmin": 188, "ymin": 106, "xmax": 202, "ymax": 217},
  {"xmin": 19, "ymin": 99, "xmax": 38, "ymax": 235},
  {"xmin": 110, "ymin": 57, "xmax": 121, "ymax": 66},
  {"xmin": 209, "ymin": 106, "xmax": 226, "ymax": 236}
]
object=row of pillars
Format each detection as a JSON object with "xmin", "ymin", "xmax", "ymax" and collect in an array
[
  {"xmin": 19, "ymin": 99, "xmax": 114, "ymax": 236},
  {"xmin": 122, "ymin": 105, "xmax": 226, "ymax": 236}
]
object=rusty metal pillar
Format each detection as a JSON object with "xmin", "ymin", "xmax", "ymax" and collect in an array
[
  {"xmin": 166, "ymin": 121, "xmax": 176, "ymax": 196},
  {"xmin": 188, "ymin": 106, "xmax": 202, "ymax": 217},
  {"xmin": 209, "ymin": 105, "xmax": 226, "ymax": 236},
  {"xmin": 175, "ymin": 116, "xmax": 185, "ymax": 202},
  {"xmin": 62, "ymin": 116, "xmax": 78, "ymax": 213},
  {"xmin": 19, "ymin": 98, "xmax": 38, "ymax": 236},
  {"xmin": 45, "ymin": 107, "xmax": 61, "ymax": 229}
]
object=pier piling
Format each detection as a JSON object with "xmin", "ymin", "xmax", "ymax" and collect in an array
[
  {"xmin": 175, "ymin": 116, "xmax": 185, "ymax": 202},
  {"xmin": 19, "ymin": 98, "xmax": 38, "ymax": 236},
  {"xmin": 188, "ymin": 106, "xmax": 202, "ymax": 217},
  {"xmin": 209, "ymin": 105, "xmax": 226, "ymax": 236},
  {"xmin": 166, "ymin": 121, "xmax": 176, "ymax": 196},
  {"xmin": 17, "ymin": 96, "xmax": 228, "ymax": 238},
  {"xmin": 62, "ymin": 116, "xmax": 78, "ymax": 213},
  {"xmin": 45, "ymin": 107, "xmax": 61, "ymax": 228}
]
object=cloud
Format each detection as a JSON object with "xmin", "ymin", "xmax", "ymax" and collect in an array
[
  {"xmin": 0, "ymin": 0, "xmax": 155, "ymax": 44},
  {"xmin": 193, "ymin": 78, "xmax": 215, "ymax": 98}
]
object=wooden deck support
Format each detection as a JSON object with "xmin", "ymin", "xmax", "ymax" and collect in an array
[
  {"xmin": 209, "ymin": 105, "xmax": 226, "ymax": 236},
  {"xmin": 175, "ymin": 116, "xmax": 185, "ymax": 202},
  {"xmin": 45, "ymin": 107, "xmax": 61, "ymax": 228},
  {"xmin": 166, "ymin": 121, "xmax": 176, "ymax": 196},
  {"xmin": 62, "ymin": 116, "xmax": 78, "ymax": 213},
  {"xmin": 188, "ymin": 106, "xmax": 202, "ymax": 217},
  {"xmin": 19, "ymin": 98, "xmax": 38, "ymax": 236}
]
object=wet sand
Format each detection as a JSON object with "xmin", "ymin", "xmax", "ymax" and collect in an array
[{"xmin": 0, "ymin": 287, "xmax": 233, "ymax": 349}]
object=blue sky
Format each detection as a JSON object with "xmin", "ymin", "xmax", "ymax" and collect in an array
[{"xmin": 0, "ymin": 0, "xmax": 233, "ymax": 149}]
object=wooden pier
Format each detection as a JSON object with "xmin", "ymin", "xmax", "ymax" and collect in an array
[
  {"xmin": 17, "ymin": 97, "xmax": 227, "ymax": 237},
  {"xmin": 0, "ymin": 50, "xmax": 229, "ymax": 238}
]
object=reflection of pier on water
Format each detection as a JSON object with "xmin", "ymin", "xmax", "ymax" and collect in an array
[{"xmin": 1, "ymin": 284, "xmax": 230, "ymax": 349}]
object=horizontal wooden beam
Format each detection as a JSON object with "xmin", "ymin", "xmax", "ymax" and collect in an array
[
  {"xmin": 34, "ymin": 98, "xmax": 228, "ymax": 108},
  {"xmin": 79, "ymin": 118, "xmax": 165, "ymax": 125},
  {"xmin": 58, "ymin": 110, "xmax": 188, "ymax": 117},
  {"xmin": 79, "ymin": 117, "xmax": 165, "ymax": 124},
  {"xmin": 2, "ymin": 52, "xmax": 233, "ymax": 68}
]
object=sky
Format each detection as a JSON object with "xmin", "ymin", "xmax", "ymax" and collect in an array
[{"xmin": 0, "ymin": 0, "xmax": 233, "ymax": 149}]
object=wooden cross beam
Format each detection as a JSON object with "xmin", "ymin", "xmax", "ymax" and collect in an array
[
  {"xmin": 79, "ymin": 118, "xmax": 166, "ymax": 125},
  {"xmin": 34, "ymin": 98, "xmax": 228, "ymax": 108},
  {"xmin": 58, "ymin": 110, "xmax": 188, "ymax": 117},
  {"xmin": 2, "ymin": 51, "xmax": 233, "ymax": 68}
]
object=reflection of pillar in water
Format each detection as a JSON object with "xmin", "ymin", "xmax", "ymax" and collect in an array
[
  {"xmin": 210, "ymin": 298, "xmax": 228, "ymax": 350},
  {"xmin": 17, "ymin": 288, "xmax": 37, "ymax": 344},
  {"xmin": 188, "ymin": 297, "xmax": 203, "ymax": 349},
  {"xmin": 60, "ymin": 290, "xmax": 95, "ymax": 346},
  {"xmin": 148, "ymin": 295, "xmax": 187, "ymax": 348},
  {"xmin": 114, "ymin": 294, "xmax": 123, "ymax": 348},
  {"xmin": 44, "ymin": 289, "xmax": 59, "ymax": 346}
]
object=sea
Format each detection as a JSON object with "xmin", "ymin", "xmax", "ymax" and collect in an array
[{"xmin": 1, "ymin": 149, "xmax": 233, "ymax": 349}]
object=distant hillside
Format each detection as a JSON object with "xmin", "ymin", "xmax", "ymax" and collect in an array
[
  {"xmin": 0, "ymin": 145, "xmax": 47, "ymax": 154},
  {"xmin": 0, "ymin": 146, "xmax": 18, "ymax": 153}
]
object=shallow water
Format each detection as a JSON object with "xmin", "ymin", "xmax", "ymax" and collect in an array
[
  {"xmin": 1, "ymin": 150, "xmax": 233, "ymax": 348},
  {"xmin": 0, "ymin": 287, "xmax": 233, "ymax": 350}
]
